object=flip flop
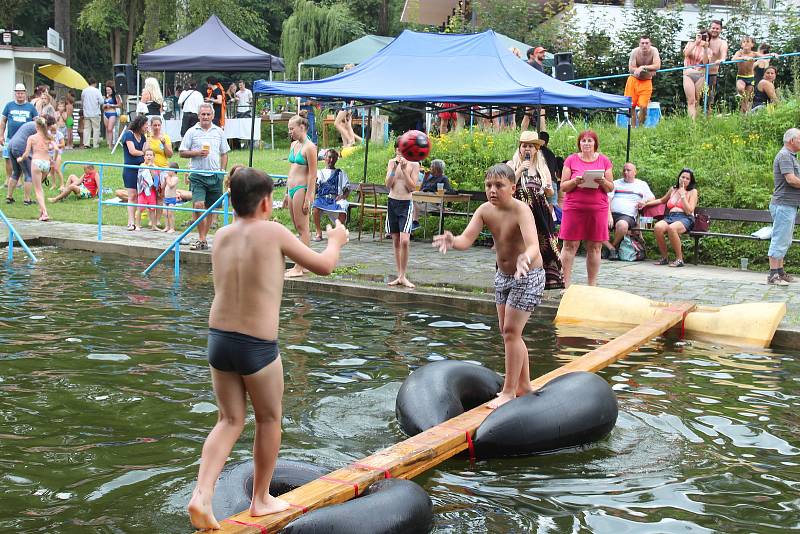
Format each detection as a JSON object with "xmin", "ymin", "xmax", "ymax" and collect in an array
[{"xmin": 669, "ymin": 259, "xmax": 685, "ymax": 268}]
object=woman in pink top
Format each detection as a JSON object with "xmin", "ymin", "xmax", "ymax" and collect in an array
[{"xmin": 558, "ymin": 130, "xmax": 614, "ymax": 287}]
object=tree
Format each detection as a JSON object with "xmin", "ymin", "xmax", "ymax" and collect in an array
[
  {"xmin": 78, "ymin": 0, "xmax": 143, "ymax": 64},
  {"xmin": 54, "ymin": 0, "xmax": 71, "ymax": 65},
  {"xmin": 280, "ymin": 0, "xmax": 366, "ymax": 79}
]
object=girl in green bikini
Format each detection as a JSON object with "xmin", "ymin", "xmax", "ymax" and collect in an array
[{"xmin": 284, "ymin": 111, "xmax": 318, "ymax": 277}]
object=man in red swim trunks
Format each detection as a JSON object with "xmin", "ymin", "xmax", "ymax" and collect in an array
[{"xmin": 438, "ymin": 103, "xmax": 457, "ymax": 134}]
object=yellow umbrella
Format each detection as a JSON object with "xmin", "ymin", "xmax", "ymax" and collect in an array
[{"xmin": 37, "ymin": 64, "xmax": 89, "ymax": 90}]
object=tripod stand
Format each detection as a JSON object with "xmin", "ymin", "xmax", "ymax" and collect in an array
[{"xmin": 555, "ymin": 106, "xmax": 576, "ymax": 132}]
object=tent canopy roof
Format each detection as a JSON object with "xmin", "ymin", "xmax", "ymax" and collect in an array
[
  {"xmin": 137, "ymin": 15, "xmax": 284, "ymax": 72},
  {"xmin": 253, "ymin": 30, "xmax": 628, "ymax": 108},
  {"xmin": 302, "ymin": 35, "xmax": 394, "ymax": 69}
]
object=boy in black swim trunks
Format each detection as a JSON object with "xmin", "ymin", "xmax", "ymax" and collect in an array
[
  {"xmin": 385, "ymin": 139, "xmax": 420, "ymax": 288},
  {"xmin": 434, "ymin": 163, "xmax": 544, "ymax": 409},
  {"xmin": 187, "ymin": 167, "xmax": 349, "ymax": 530}
]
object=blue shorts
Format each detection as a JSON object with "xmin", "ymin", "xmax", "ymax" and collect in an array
[
  {"xmin": 2, "ymin": 144, "xmax": 9, "ymax": 159},
  {"xmin": 10, "ymin": 153, "xmax": 31, "ymax": 183},
  {"xmin": 164, "ymin": 197, "xmax": 178, "ymax": 206},
  {"xmin": 768, "ymin": 203, "xmax": 798, "ymax": 259},
  {"xmin": 664, "ymin": 212, "xmax": 694, "ymax": 232}
]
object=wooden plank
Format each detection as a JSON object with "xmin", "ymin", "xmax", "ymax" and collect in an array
[{"xmin": 210, "ymin": 301, "xmax": 695, "ymax": 533}]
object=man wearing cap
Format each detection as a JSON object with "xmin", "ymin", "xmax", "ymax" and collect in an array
[
  {"xmin": 1, "ymin": 83, "xmax": 37, "ymax": 201},
  {"xmin": 521, "ymin": 47, "xmax": 549, "ymax": 132},
  {"xmin": 624, "ymin": 35, "xmax": 661, "ymax": 127}
]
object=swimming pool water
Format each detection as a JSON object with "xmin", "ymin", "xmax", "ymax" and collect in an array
[{"xmin": 1, "ymin": 248, "xmax": 798, "ymax": 532}]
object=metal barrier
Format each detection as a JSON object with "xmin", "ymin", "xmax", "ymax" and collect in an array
[
  {"xmin": 59, "ymin": 160, "xmax": 287, "ymax": 279},
  {"xmin": 0, "ymin": 208, "xmax": 37, "ymax": 263},
  {"xmin": 60, "ymin": 161, "xmax": 230, "ymax": 240},
  {"xmin": 567, "ymin": 51, "xmax": 800, "ymax": 115},
  {"xmin": 142, "ymin": 192, "xmax": 228, "ymax": 279}
]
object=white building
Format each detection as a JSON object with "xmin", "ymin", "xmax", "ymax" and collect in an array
[{"xmin": 0, "ymin": 29, "xmax": 65, "ymax": 100}]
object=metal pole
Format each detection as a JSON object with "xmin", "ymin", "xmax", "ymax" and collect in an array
[
  {"xmin": 703, "ymin": 68, "xmax": 709, "ymax": 116},
  {"xmin": 97, "ymin": 167, "xmax": 104, "ymax": 240},
  {"xmin": 362, "ymin": 110, "xmax": 371, "ymax": 184},
  {"xmin": 625, "ymin": 109, "xmax": 632, "ymax": 162},
  {"xmin": 173, "ymin": 244, "xmax": 180, "ymax": 279},
  {"xmin": 223, "ymin": 193, "xmax": 230, "ymax": 226},
  {"xmin": 269, "ymin": 70, "xmax": 274, "ymax": 150},
  {"xmin": 7, "ymin": 229, "xmax": 13, "ymax": 261},
  {"xmin": 249, "ymin": 93, "xmax": 257, "ymax": 167}
]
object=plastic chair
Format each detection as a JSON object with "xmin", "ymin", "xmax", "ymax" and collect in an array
[{"xmin": 356, "ymin": 183, "xmax": 386, "ymax": 241}]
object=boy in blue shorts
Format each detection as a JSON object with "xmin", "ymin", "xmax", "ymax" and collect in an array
[
  {"xmin": 187, "ymin": 167, "xmax": 348, "ymax": 530},
  {"xmin": 434, "ymin": 163, "xmax": 544, "ymax": 409}
]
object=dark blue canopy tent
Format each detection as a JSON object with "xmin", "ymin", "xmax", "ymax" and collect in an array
[
  {"xmin": 249, "ymin": 30, "xmax": 632, "ymax": 167},
  {"xmin": 138, "ymin": 15, "xmax": 284, "ymax": 72}
]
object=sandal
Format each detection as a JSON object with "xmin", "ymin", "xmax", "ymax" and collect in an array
[
  {"xmin": 653, "ymin": 257, "xmax": 669, "ymax": 266},
  {"xmin": 23, "ymin": 199, "xmax": 34, "ymax": 206},
  {"xmin": 126, "ymin": 224, "xmax": 136, "ymax": 231},
  {"xmin": 669, "ymin": 259, "xmax": 685, "ymax": 268},
  {"xmin": 190, "ymin": 240, "xmax": 208, "ymax": 251},
  {"xmin": 312, "ymin": 235, "xmax": 323, "ymax": 242}
]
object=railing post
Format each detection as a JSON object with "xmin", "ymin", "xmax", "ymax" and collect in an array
[
  {"xmin": 173, "ymin": 243, "xmax": 180, "ymax": 279},
  {"xmin": 223, "ymin": 194, "xmax": 229, "ymax": 226},
  {"xmin": 8, "ymin": 229, "xmax": 13, "ymax": 261},
  {"xmin": 97, "ymin": 166, "xmax": 104, "ymax": 241}
]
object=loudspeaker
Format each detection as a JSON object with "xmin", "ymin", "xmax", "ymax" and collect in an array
[
  {"xmin": 554, "ymin": 52, "xmax": 575, "ymax": 81},
  {"xmin": 113, "ymin": 63, "xmax": 135, "ymax": 95}
]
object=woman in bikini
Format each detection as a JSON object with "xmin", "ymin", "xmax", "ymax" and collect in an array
[
  {"xmin": 683, "ymin": 31, "xmax": 711, "ymax": 120},
  {"xmin": 17, "ymin": 116, "xmax": 55, "ymax": 221},
  {"xmin": 643, "ymin": 168, "xmax": 699, "ymax": 268},
  {"xmin": 103, "ymin": 83, "xmax": 121, "ymax": 148},
  {"xmin": 284, "ymin": 110, "xmax": 318, "ymax": 277}
]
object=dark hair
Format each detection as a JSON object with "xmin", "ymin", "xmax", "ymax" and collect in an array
[
  {"xmin": 765, "ymin": 66, "xmax": 777, "ymax": 74},
  {"xmin": 538, "ymin": 131, "xmax": 550, "ymax": 145},
  {"xmin": 486, "ymin": 163, "xmax": 515, "ymax": 183},
  {"xmin": 326, "ymin": 148, "xmax": 339, "ymax": 159},
  {"xmin": 577, "ymin": 129, "xmax": 599, "ymax": 151},
  {"xmin": 129, "ymin": 114, "xmax": 149, "ymax": 134},
  {"xmin": 640, "ymin": 34, "xmax": 651, "ymax": 41},
  {"xmin": 187, "ymin": 80, "xmax": 197, "ymax": 89},
  {"xmin": 206, "ymin": 77, "xmax": 217, "ymax": 85},
  {"xmin": 88, "ymin": 78, "xmax": 97, "ymax": 85},
  {"xmin": 526, "ymin": 47, "xmax": 536, "ymax": 59},
  {"xmin": 675, "ymin": 168, "xmax": 697, "ymax": 191},
  {"xmin": 143, "ymin": 147, "xmax": 155, "ymax": 155},
  {"xmin": 759, "ymin": 43, "xmax": 771, "ymax": 53},
  {"xmin": 230, "ymin": 167, "xmax": 274, "ymax": 217},
  {"xmin": 710, "ymin": 19, "xmax": 723, "ymax": 28},
  {"xmin": 168, "ymin": 162, "xmax": 179, "ymax": 169}
]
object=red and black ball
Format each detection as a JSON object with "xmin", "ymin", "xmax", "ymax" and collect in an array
[{"xmin": 397, "ymin": 130, "xmax": 430, "ymax": 162}]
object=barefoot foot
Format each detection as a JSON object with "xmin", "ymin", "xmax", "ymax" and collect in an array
[
  {"xmin": 387, "ymin": 277, "xmax": 401, "ymax": 286},
  {"xmin": 487, "ymin": 392, "xmax": 515, "ymax": 409},
  {"xmin": 285, "ymin": 267, "xmax": 305, "ymax": 278},
  {"xmin": 249, "ymin": 495, "xmax": 291, "ymax": 517},
  {"xmin": 187, "ymin": 489, "xmax": 220, "ymax": 530},
  {"xmin": 399, "ymin": 277, "xmax": 415, "ymax": 288}
]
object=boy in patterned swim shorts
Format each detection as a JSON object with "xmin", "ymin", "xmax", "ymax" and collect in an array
[{"xmin": 434, "ymin": 163, "xmax": 544, "ymax": 409}]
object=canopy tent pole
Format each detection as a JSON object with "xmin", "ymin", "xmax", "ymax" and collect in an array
[
  {"xmin": 362, "ymin": 107, "xmax": 371, "ymax": 184},
  {"xmin": 249, "ymin": 93, "xmax": 257, "ymax": 167},
  {"xmin": 269, "ymin": 71, "xmax": 274, "ymax": 150},
  {"xmin": 625, "ymin": 108, "xmax": 632, "ymax": 162}
]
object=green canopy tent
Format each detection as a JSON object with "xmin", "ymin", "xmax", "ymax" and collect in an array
[{"xmin": 298, "ymin": 35, "xmax": 394, "ymax": 79}]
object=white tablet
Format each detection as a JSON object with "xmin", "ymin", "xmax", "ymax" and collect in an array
[{"xmin": 578, "ymin": 169, "xmax": 605, "ymax": 188}]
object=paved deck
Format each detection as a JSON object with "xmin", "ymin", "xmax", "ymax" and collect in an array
[{"xmin": 3, "ymin": 218, "xmax": 798, "ymax": 343}]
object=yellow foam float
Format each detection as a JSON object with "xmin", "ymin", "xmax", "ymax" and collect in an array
[
  {"xmin": 340, "ymin": 146, "xmax": 358, "ymax": 158},
  {"xmin": 555, "ymin": 285, "xmax": 786, "ymax": 348}
]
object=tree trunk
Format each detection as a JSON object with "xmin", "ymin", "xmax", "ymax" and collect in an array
[
  {"xmin": 142, "ymin": 0, "xmax": 160, "ymax": 52},
  {"xmin": 378, "ymin": 0, "xmax": 388, "ymax": 35},
  {"xmin": 112, "ymin": 29, "xmax": 121, "ymax": 65},
  {"xmin": 54, "ymin": 0, "xmax": 71, "ymax": 64}
]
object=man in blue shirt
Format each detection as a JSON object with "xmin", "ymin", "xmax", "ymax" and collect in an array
[{"xmin": 1, "ymin": 83, "xmax": 37, "ymax": 199}]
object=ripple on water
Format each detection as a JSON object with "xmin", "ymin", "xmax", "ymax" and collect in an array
[{"xmin": 86, "ymin": 353, "xmax": 130, "ymax": 362}]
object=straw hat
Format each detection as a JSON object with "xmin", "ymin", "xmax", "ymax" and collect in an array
[{"xmin": 519, "ymin": 131, "xmax": 544, "ymax": 147}]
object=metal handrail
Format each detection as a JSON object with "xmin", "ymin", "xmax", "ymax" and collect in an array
[
  {"xmin": 60, "ymin": 160, "xmax": 230, "ymax": 240},
  {"xmin": 142, "ymin": 192, "xmax": 228, "ymax": 279},
  {"xmin": 0, "ymin": 208, "xmax": 37, "ymax": 263},
  {"xmin": 567, "ymin": 50, "xmax": 800, "ymax": 114}
]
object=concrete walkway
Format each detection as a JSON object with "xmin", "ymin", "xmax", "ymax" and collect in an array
[{"xmin": 3, "ymin": 218, "xmax": 798, "ymax": 337}]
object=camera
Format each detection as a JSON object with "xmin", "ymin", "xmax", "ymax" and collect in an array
[{"xmin": 700, "ymin": 32, "xmax": 709, "ymax": 41}]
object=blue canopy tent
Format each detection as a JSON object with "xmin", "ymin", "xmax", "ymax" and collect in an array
[{"xmin": 249, "ymin": 30, "xmax": 632, "ymax": 166}]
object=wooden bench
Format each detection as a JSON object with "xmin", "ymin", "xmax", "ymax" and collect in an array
[{"xmin": 641, "ymin": 207, "xmax": 800, "ymax": 264}]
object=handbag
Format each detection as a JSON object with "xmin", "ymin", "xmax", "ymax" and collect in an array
[
  {"xmin": 693, "ymin": 212, "xmax": 710, "ymax": 232},
  {"xmin": 642, "ymin": 203, "xmax": 666, "ymax": 220}
]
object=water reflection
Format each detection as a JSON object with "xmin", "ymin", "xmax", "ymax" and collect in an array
[{"xmin": 0, "ymin": 248, "xmax": 797, "ymax": 532}]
